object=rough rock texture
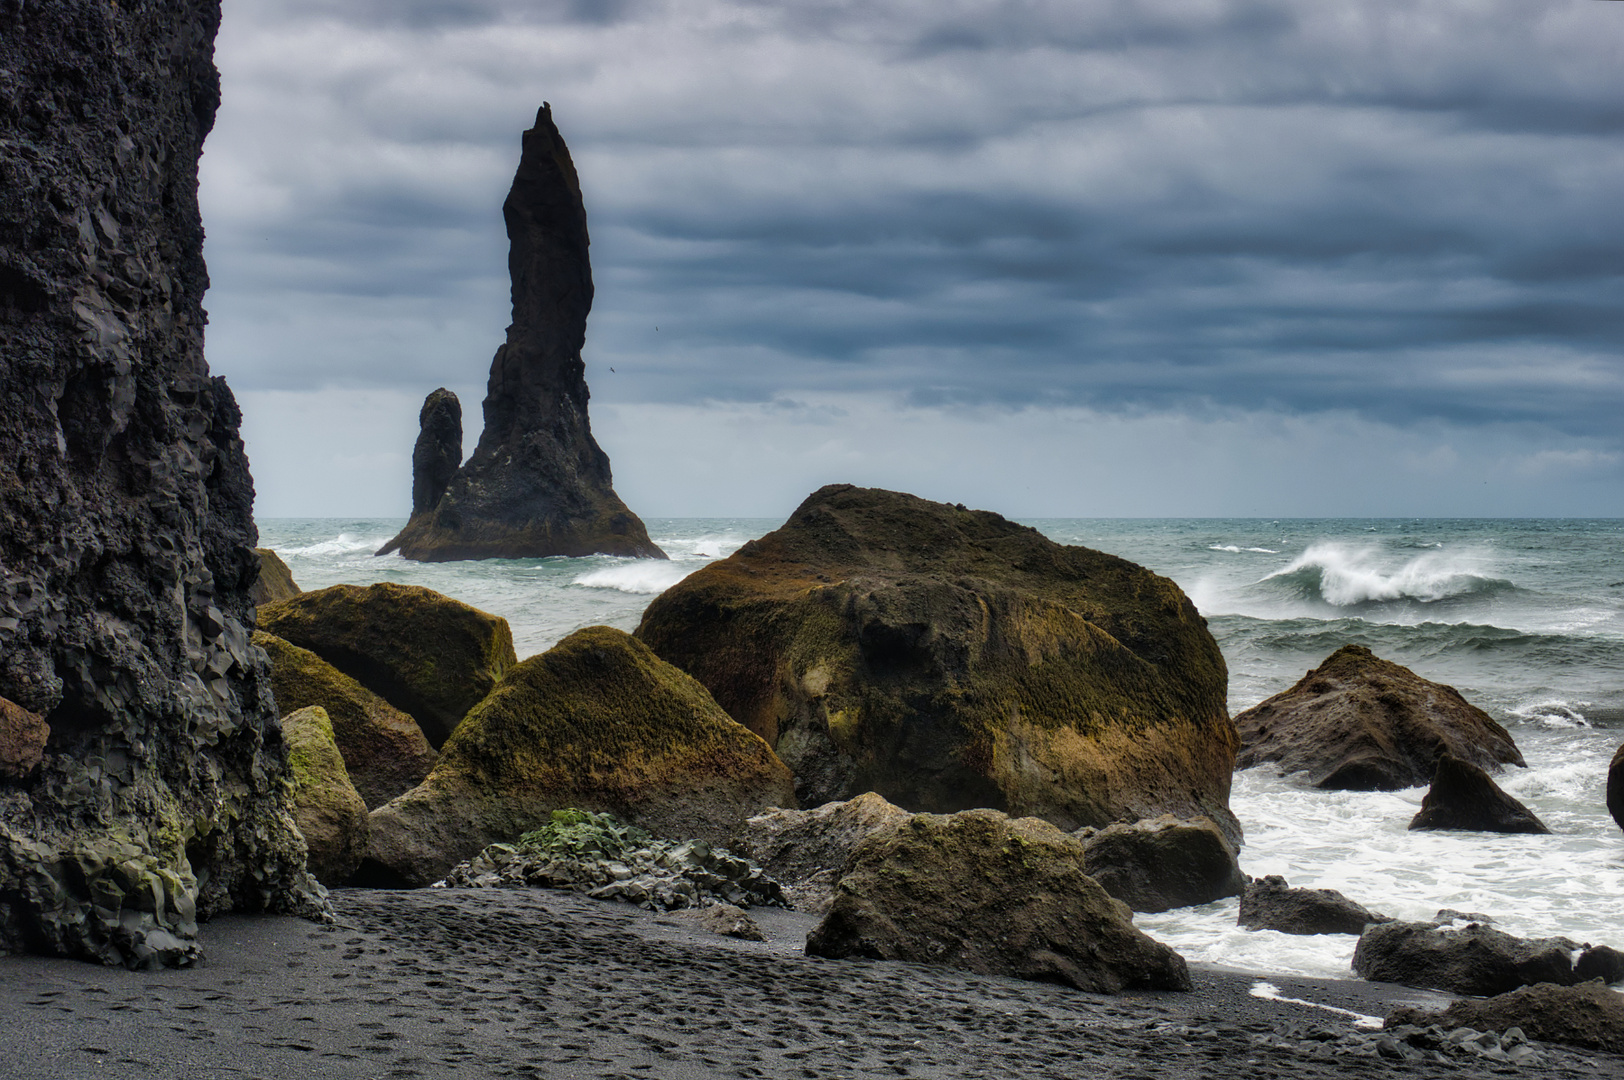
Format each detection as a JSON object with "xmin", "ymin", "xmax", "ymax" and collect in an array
[
  {"xmin": 1234, "ymin": 645, "xmax": 1524, "ymax": 790},
  {"xmin": 0, "ymin": 0, "xmax": 323, "ymax": 967},
  {"xmin": 806, "ymin": 808, "xmax": 1191, "ymax": 993},
  {"xmin": 0, "ymin": 696, "xmax": 49, "ymax": 780},
  {"xmin": 1407, "ymin": 754, "xmax": 1551, "ymax": 834},
  {"xmin": 258, "ymin": 583, "xmax": 516, "ymax": 749},
  {"xmin": 249, "ymin": 548, "xmax": 299, "ymax": 606},
  {"xmin": 409, "ymin": 388, "xmax": 461, "ymax": 516},
  {"xmin": 732, "ymin": 792, "xmax": 912, "ymax": 915},
  {"xmin": 1353, "ymin": 916, "xmax": 1619, "ymax": 996},
  {"xmin": 377, "ymin": 106, "xmax": 662, "ymax": 562},
  {"xmin": 1076, "ymin": 815, "xmax": 1244, "ymax": 914},
  {"xmin": 254, "ymin": 631, "xmax": 437, "ymax": 809},
  {"xmin": 361, "ymin": 626, "xmax": 795, "ymax": 888},
  {"xmin": 637, "ymin": 484, "xmax": 1240, "ymax": 844},
  {"xmin": 1387, "ymin": 981, "xmax": 1624, "ymax": 1055},
  {"xmin": 1237, "ymin": 875, "xmax": 1389, "ymax": 936},
  {"xmin": 1608, "ymin": 741, "xmax": 1624, "ymax": 835},
  {"xmin": 670, "ymin": 902, "xmax": 767, "ymax": 941},
  {"xmin": 282, "ymin": 707, "xmax": 368, "ymax": 887}
]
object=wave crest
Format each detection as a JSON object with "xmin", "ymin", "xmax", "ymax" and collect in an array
[
  {"xmin": 572, "ymin": 562, "xmax": 694, "ymax": 596},
  {"xmin": 1257, "ymin": 542, "xmax": 1514, "ymax": 608}
]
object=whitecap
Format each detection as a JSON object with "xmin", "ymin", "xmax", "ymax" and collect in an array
[
  {"xmin": 1258, "ymin": 541, "xmax": 1508, "ymax": 607},
  {"xmin": 278, "ymin": 532, "xmax": 384, "ymax": 558},
  {"xmin": 572, "ymin": 561, "xmax": 695, "ymax": 595},
  {"xmin": 1509, "ymin": 699, "xmax": 1591, "ymax": 728},
  {"xmin": 1209, "ymin": 544, "xmax": 1280, "ymax": 554}
]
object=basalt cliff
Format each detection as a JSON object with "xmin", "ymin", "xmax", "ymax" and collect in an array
[
  {"xmin": 378, "ymin": 106, "xmax": 663, "ymax": 561},
  {"xmin": 0, "ymin": 0, "xmax": 322, "ymax": 966}
]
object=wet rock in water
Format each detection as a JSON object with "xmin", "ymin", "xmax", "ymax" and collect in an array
[
  {"xmin": 362, "ymin": 627, "xmax": 795, "ymax": 887},
  {"xmin": 1075, "ymin": 814, "xmax": 1244, "ymax": 914},
  {"xmin": 1353, "ymin": 914, "xmax": 1619, "ymax": 995},
  {"xmin": 0, "ymin": 0, "xmax": 323, "ymax": 967},
  {"xmin": 283, "ymin": 706, "xmax": 369, "ymax": 886},
  {"xmin": 1235, "ymin": 644, "xmax": 1524, "ymax": 791},
  {"xmin": 0, "ymin": 696, "xmax": 49, "ymax": 780},
  {"xmin": 732, "ymin": 791, "xmax": 912, "ymax": 915},
  {"xmin": 1237, "ymin": 874, "xmax": 1390, "ymax": 936},
  {"xmin": 1407, "ymin": 754, "xmax": 1551, "ymax": 834},
  {"xmin": 1608, "ymin": 741, "xmax": 1624, "ymax": 835},
  {"xmin": 258, "ymin": 582, "xmax": 516, "ymax": 748},
  {"xmin": 250, "ymin": 548, "xmax": 300, "ymax": 606},
  {"xmin": 806, "ymin": 808, "xmax": 1191, "ymax": 993},
  {"xmin": 442, "ymin": 808, "xmax": 786, "ymax": 912},
  {"xmin": 1387, "ymin": 980, "xmax": 1624, "ymax": 1055},
  {"xmin": 669, "ymin": 902, "xmax": 767, "ymax": 941},
  {"xmin": 376, "ymin": 107, "xmax": 663, "ymax": 562},
  {"xmin": 638, "ymin": 484, "xmax": 1240, "ymax": 845},
  {"xmin": 409, "ymin": 388, "xmax": 462, "ymax": 516},
  {"xmin": 1574, "ymin": 944, "xmax": 1624, "ymax": 984},
  {"xmin": 255, "ymin": 631, "xmax": 437, "ymax": 810}
]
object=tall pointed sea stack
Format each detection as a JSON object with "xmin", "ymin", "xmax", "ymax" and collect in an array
[
  {"xmin": 0, "ymin": 1, "xmax": 323, "ymax": 965},
  {"xmin": 379, "ymin": 106, "xmax": 664, "ymax": 561}
]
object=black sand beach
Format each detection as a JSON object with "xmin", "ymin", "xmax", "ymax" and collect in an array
[{"xmin": 3, "ymin": 888, "xmax": 1619, "ymax": 1080}]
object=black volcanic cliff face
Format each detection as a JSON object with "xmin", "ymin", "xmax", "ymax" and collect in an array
[
  {"xmin": 0, "ymin": 1, "xmax": 322, "ymax": 966},
  {"xmin": 379, "ymin": 105, "xmax": 664, "ymax": 561}
]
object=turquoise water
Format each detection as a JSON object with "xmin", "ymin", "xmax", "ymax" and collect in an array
[{"xmin": 259, "ymin": 516, "xmax": 1624, "ymax": 979}]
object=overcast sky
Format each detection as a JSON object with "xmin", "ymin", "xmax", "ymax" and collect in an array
[{"xmin": 200, "ymin": 0, "xmax": 1624, "ymax": 519}]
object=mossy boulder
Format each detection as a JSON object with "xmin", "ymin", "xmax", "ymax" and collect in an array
[
  {"xmin": 1076, "ymin": 814, "xmax": 1244, "ymax": 913},
  {"xmin": 282, "ymin": 706, "xmax": 369, "ymax": 886},
  {"xmin": 1235, "ymin": 645, "xmax": 1523, "ymax": 790},
  {"xmin": 255, "ymin": 631, "xmax": 437, "ymax": 809},
  {"xmin": 805, "ymin": 808, "xmax": 1191, "ymax": 993},
  {"xmin": 258, "ymin": 582, "xmax": 516, "ymax": 748},
  {"xmin": 250, "ymin": 548, "xmax": 301, "ymax": 606},
  {"xmin": 636, "ymin": 484, "xmax": 1239, "ymax": 843},
  {"xmin": 361, "ymin": 626, "xmax": 795, "ymax": 887},
  {"xmin": 733, "ymin": 792, "xmax": 914, "ymax": 915}
]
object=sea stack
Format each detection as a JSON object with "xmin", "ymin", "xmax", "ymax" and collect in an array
[
  {"xmin": 0, "ymin": 1, "xmax": 322, "ymax": 965},
  {"xmin": 379, "ymin": 106, "xmax": 664, "ymax": 561}
]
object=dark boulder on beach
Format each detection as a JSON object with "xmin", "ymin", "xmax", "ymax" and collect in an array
[
  {"xmin": 1234, "ymin": 645, "xmax": 1523, "ymax": 790},
  {"xmin": 1076, "ymin": 815, "xmax": 1244, "ymax": 914},
  {"xmin": 376, "ymin": 106, "xmax": 663, "ymax": 562},
  {"xmin": 1608, "ymin": 741, "xmax": 1624, "ymax": 835},
  {"xmin": 283, "ymin": 706, "xmax": 370, "ymax": 886},
  {"xmin": 1387, "ymin": 980, "xmax": 1624, "ymax": 1055},
  {"xmin": 1237, "ymin": 874, "xmax": 1390, "ymax": 935},
  {"xmin": 1408, "ymin": 753, "xmax": 1551, "ymax": 834},
  {"xmin": 806, "ymin": 808, "xmax": 1191, "ymax": 993},
  {"xmin": 637, "ymin": 484, "xmax": 1241, "ymax": 844},
  {"xmin": 1353, "ymin": 914, "xmax": 1618, "ymax": 996},
  {"xmin": 255, "ymin": 631, "xmax": 438, "ymax": 809},
  {"xmin": 250, "ymin": 548, "xmax": 301, "ymax": 606},
  {"xmin": 0, "ymin": 0, "xmax": 324, "ymax": 966},
  {"xmin": 733, "ymin": 792, "xmax": 913, "ymax": 915},
  {"xmin": 362, "ymin": 626, "xmax": 795, "ymax": 887},
  {"xmin": 258, "ymin": 582, "xmax": 516, "ymax": 749}
]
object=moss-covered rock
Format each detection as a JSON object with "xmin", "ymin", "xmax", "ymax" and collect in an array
[
  {"xmin": 250, "ymin": 548, "xmax": 301, "ymax": 606},
  {"xmin": 255, "ymin": 631, "xmax": 437, "ymax": 809},
  {"xmin": 258, "ymin": 582, "xmax": 516, "ymax": 748},
  {"xmin": 283, "ymin": 707, "xmax": 369, "ymax": 886},
  {"xmin": 361, "ymin": 626, "xmax": 795, "ymax": 887},
  {"xmin": 1077, "ymin": 814, "xmax": 1244, "ymax": 913},
  {"xmin": 805, "ymin": 808, "xmax": 1190, "ymax": 993},
  {"xmin": 636, "ymin": 484, "xmax": 1239, "ymax": 843},
  {"xmin": 1235, "ymin": 645, "xmax": 1524, "ymax": 791}
]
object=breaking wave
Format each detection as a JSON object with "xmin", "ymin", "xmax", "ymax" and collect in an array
[
  {"xmin": 1257, "ymin": 542, "xmax": 1516, "ymax": 609},
  {"xmin": 572, "ymin": 561, "xmax": 695, "ymax": 595}
]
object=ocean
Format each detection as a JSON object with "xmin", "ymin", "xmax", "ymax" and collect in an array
[{"xmin": 259, "ymin": 516, "xmax": 1624, "ymax": 982}]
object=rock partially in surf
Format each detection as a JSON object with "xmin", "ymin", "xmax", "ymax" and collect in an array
[
  {"xmin": 732, "ymin": 792, "xmax": 913, "ymax": 915},
  {"xmin": 1407, "ymin": 754, "xmax": 1551, "ymax": 834},
  {"xmin": 1234, "ymin": 645, "xmax": 1523, "ymax": 790},
  {"xmin": 1353, "ymin": 914, "xmax": 1617, "ymax": 996},
  {"xmin": 1075, "ymin": 815, "xmax": 1244, "ymax": 914},
  {"xmin": 806, "ymin": 808, "xmax": 1191, "ymax": 993},
  {"xmin": 258, "ymin": 583, "xmax": 516, "ymax": 749},
  {"xmin": 255, "ymin": 631, "xmax": 438, "ymax": 809},
  {"xmin": 283, "ymin": 707, "xmax": 370, "ymax": 886},
  {"xmin": 0, "ymin": 696, "xmax": 49, "ymax": 780},
  {"xmin": 1576, "ymin": 944, "xmax": 1624, "ymax": 984},
  {"xmin": 250, "ymin": 548, "xmax": 301, "ymax": 606},
  {"xmin": 361, "ymin": 627, "xmax": 795, "ymax": 888},
  {"xmin": 637, "ymin": 484, "xmax": 1240, "ymax": 844},
  {"xmin": 1608, "ymin": 741, "xmax": 1624, "ymax": 835},
  {"xmin": 1237, "ymin": 874, "xmax": 1389, "ymax": 935},
  {"xmin": 1386, "ymin": 981, "xmax": 1624, "ymax": 1056}
]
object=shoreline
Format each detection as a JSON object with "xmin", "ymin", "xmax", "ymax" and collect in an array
[{"xmin": 3, "ymin": 888, "xmax": 1618, "ymax": 1079}]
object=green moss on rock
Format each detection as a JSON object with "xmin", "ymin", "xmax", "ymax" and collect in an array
[
  {"xmin": 250, "ymin": 548, "xmax": 301, "ymax": 606},
  {"xmin": 282, "ymin": 706, "xmax": 369, "ymax": 886}
]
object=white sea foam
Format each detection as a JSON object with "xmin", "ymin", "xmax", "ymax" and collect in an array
[
  {"xmin": 572, "ymin": 561, "xmax": 695, "ymax": 595},
  {"xmin": 279, "ymin": 532, "xmax": 384, "ymax": 558},
  {"xmin": 1260, "ymin": 542, "xmax": 1503, "ymax": 607},
  {"xmin": 1509, "ymin": 699, "xmax": 1591, "ymax": 728},
  {"xmin": 1209, "ymin": 544, "xmax": 1280, "ymax": 554},
  {"xmin": 1249, "ymin": 982, "xmax": 1383, "ymax": 1028}
]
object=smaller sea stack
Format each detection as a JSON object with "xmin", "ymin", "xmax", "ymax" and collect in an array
[{"xmin": 379, "ymin": 105, "xmax": 663, "ymax": 561}]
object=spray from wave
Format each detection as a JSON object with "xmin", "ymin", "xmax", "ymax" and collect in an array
[
  {"xmin": 1257, "ymin": 542, "xmax": 1514, "ymax": 609},
  {"xmin": 572, "ymin": 561, "xmax": 696, "ymax": 596},
  {"xmin": 279, "ymin": 532, "xmax": 386, "ymax": 558}
]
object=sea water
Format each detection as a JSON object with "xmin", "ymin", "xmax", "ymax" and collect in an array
[{"xmin": 260, "ymin": 517, "xmax": 1624, "ymax": 981}]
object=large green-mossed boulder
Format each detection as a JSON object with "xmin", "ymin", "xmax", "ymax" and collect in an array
[
  {"xmin": 361, "ymin": 626, "xmax": 795, "ymax": 887},
  {"xmin": 636, "ymin": 485, "xmax": 1240, "ymax": 843},
  {"xmin": 282, "ymin": 706, "xmax": 369, "ymax": 886},
  {"xmin": 258, "ymin": 582, "xmax": 516, "ymax": 748}
]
